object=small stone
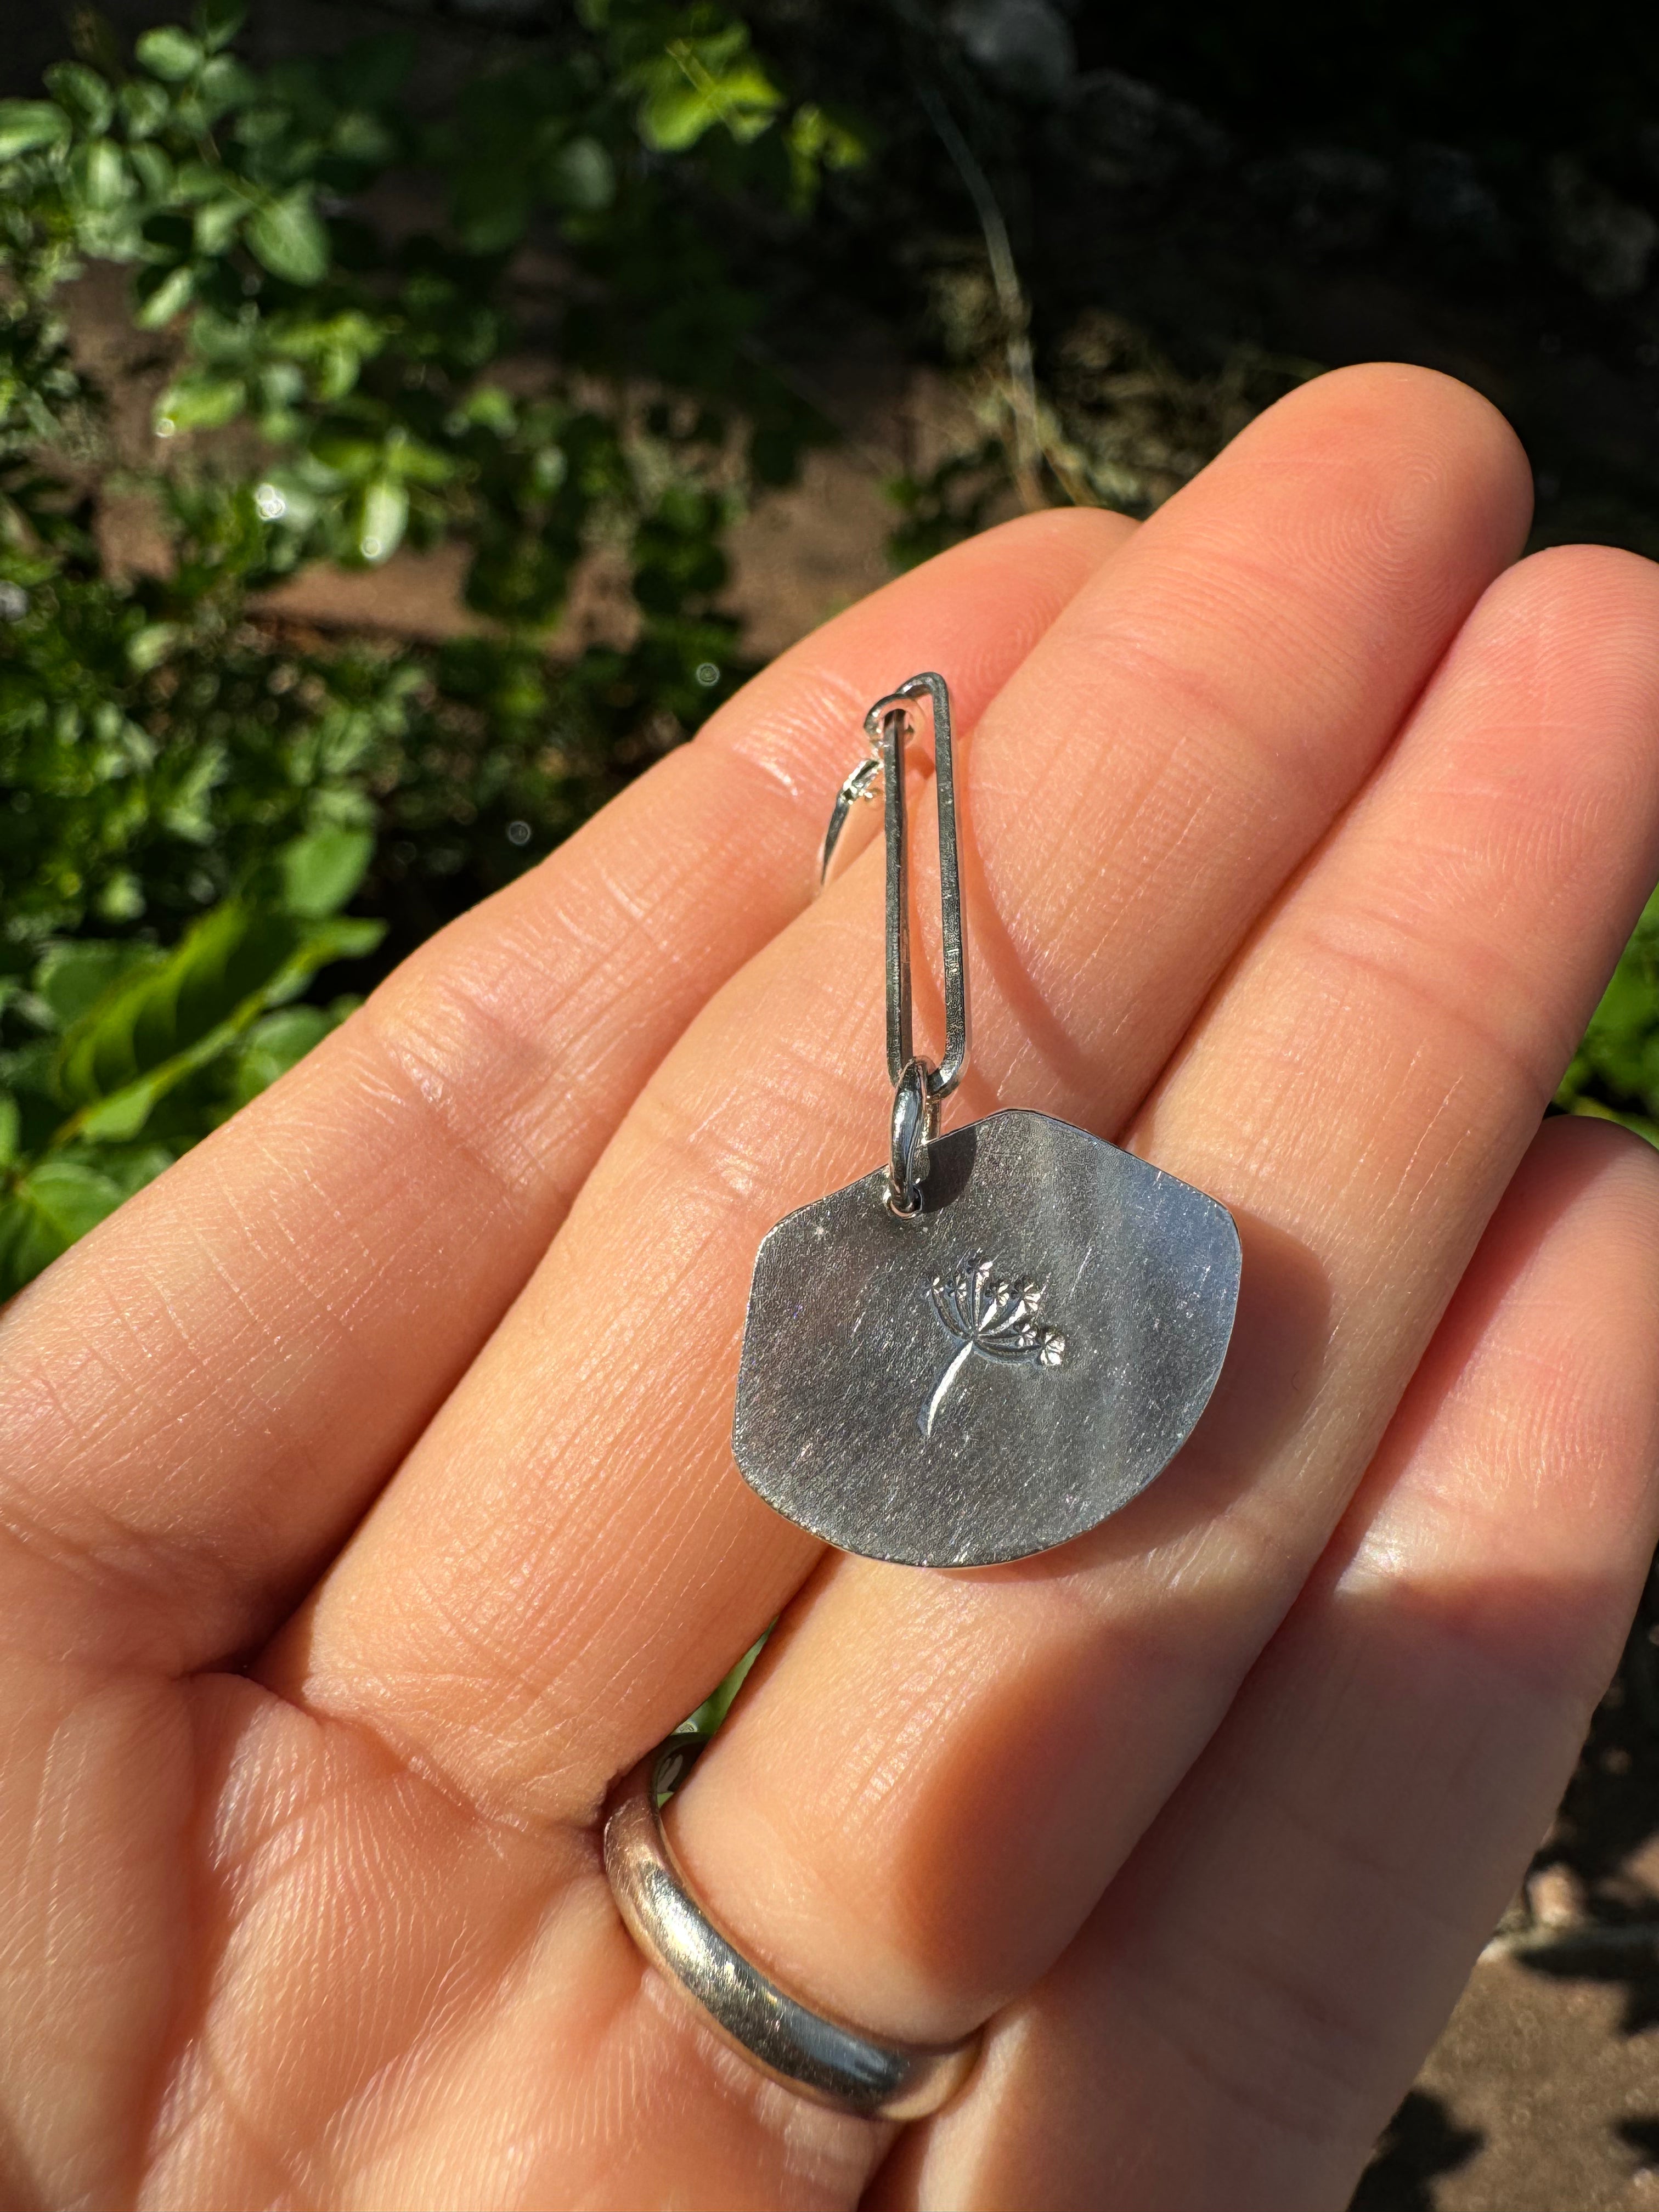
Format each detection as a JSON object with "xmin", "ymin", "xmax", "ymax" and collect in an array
[{"xmin": 1527, "ymin": 1864, "xmax": 1585, "ymax": 1930}]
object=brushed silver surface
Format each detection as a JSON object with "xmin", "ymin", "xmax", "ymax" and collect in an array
[{"xmin": 733, "ymin": 1108, "xmax": 1240, "ymax": 1567}]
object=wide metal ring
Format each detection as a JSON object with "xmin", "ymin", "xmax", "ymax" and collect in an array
[{"xmin": 602, "ymin": 1736, "xmax": 980, "ymax": 2121}]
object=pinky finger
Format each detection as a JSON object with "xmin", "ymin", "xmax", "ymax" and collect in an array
[{"xmin": 872, "ymin": 1115, "xmax": 1659, "ymax": 2212}]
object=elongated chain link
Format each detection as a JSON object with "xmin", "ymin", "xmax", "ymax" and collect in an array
[
  {"xmin": 866, "ymin": 674, "xmax": 969, "ymax": 1104},
  {"xmin": 818, "ymin": 673, "xmax": 972, "ymax": 1215}
]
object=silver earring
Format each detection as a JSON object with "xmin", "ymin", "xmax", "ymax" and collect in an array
[{"xmin": 732, "ymin": 674, "xmax": 1240, "ymax": 1567}]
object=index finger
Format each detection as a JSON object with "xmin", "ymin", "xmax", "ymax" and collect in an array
[{"xmin": 0, "ymin": 507, "xmax": 1128, "ymax": 1673}]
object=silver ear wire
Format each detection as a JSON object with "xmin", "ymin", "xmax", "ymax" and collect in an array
[{"xmin": 818, "ymin": 750, "xmax": 883, "ymax": 887}]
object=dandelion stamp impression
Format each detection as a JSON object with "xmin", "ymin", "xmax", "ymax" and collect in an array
[
  {"xmin": 921, "ymin": 1256, "xmax": 1064, "ymax": 1438},
  {"xmin": 731, "ymin": 673, "xmax": 1242, "ymax": 1568}
]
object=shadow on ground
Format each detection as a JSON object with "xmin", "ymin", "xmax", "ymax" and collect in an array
[{"xmin": 1350, "ymin": 2091, "xmax": 1485, "ymax": 2211}]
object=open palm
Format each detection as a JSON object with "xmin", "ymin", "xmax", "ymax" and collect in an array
[{"xmin": 6, "ymin": 365, "xmax": 1659, "ymax": 2211}]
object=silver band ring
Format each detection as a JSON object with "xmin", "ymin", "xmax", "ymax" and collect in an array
[{"xmin": 602, "ymin": 1736, "xmax": 981, "ymax": 2121}]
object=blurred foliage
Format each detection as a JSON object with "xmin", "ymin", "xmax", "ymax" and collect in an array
[
  {"xmin": 1558, "ymin": 886, "xmax": 1659, "ymax": 1146},
  {"xmin": 3, "ymin": 0, "xmax": 1658, "ymax": 1311},
  {"xmin": 0, "ymin": 0, "xmax": 867, "ymax": 1296},
  {"xmin": 679, "ymin": 1628, "xmax": 768, "ymax": 1738},
  {"xmin": 0, "ymin": 827, "xmax": 377, "ymax": 1293}
]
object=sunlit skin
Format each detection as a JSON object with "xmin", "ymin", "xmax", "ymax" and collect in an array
[{"xmin": 4, "ymin": 365, "xmax": 1659, "ymax": 2211}]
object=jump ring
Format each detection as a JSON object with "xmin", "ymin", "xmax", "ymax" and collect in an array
[
  {"xmin": 602, "ymin": 1736, "xmax": 981, "ymax": 2120},
  {"xmin": 886, "ymin": 1056, "xmax": 936, "ymax": 1217}
]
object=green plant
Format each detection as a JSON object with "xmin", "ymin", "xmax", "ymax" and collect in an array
[
  {"xmin": 1556, "ymin": 884, "xmax": 1659, "ymax": 1144},
  {"xmin": 0, "ymin": 0, "xmax": 859, "ymax": 599},
  {"xmin": 0, "ymin": 825, "xmax": 379, "ymax": 1296},
  {"xmin": 0, "ymin": 0, "xmax": 870, "ymax": 1296}
]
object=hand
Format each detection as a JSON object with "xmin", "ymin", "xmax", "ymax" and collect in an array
[{"xmin": 5, "ymin": 365, "xmax": 1659, "ymax": 2212}]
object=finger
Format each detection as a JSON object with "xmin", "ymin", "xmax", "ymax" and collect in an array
[
  {"xmin": 279, "ymin": 366, "xmax": 1532, "ymax": 1818},
  {"xmin": 663, "ymin": 536, "xmax": 1659, "ymax": 2047},
  {"xmin": 880, "ymin": 1116, "xmax": 1659, "ymax": 2212},
  {"xmin": 0, "ymin": 507, "xmax": 1124, "ymax": 1673}
]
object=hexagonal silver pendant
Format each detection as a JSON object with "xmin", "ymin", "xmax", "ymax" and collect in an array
[{"xmin": 732, "ymin": 1109, "xmax": 1240, "ymax": 1567}]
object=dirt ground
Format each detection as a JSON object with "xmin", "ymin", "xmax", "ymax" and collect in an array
[{"xmin": 1356, "ymin": 1948, "xmax": 1659, "ymax": 2210}]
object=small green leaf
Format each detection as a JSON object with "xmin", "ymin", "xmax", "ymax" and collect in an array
[
  {"xmin": 193, "ymin": 191, "xmax": 248, "ymax": 255},
  {"xmin": 224, "ymin": 1005, "xmax": 336, "ymax": 1110},
  {"xmin": 135, "ymin": 262, "xmax": 196, "ymax": 328},
  {"xmin": 0, "ymin": 1093, "xmax": 19, "ymax": 1170},
  {"xmin": 120, "ymin": 78, "xmax": 171, "ymax": 138},
  {"xmin": 0, "ymin": 100, "xmax": 72, "ymax": 160},
  {"xmin": 128, "ymin": 142, "xmax": 174, "ymax": 197},
  {"xmin": 633, "ymin": 33, "xmax": 783, "ymax": 153},
  {"xmin": 43, "ymin": 62, "xmax": 115, "ymax": 136},
  {"xmin": 170, "ymin": 158, "xmax": 228, "ymax": 204},
  {"xmin": 289, "ymin": 917, "xmax": 383, "ymax": 972},
  {"xmin": 76, "ymin": 1086, "xmax": 163, "ymax": 1143},
  {"xmin": 530, "ymin": 444, "xmax": 568, "ymax": 495},
  {"xmin": 307, "ymin": 427, "xmax": 385, "ymax": 480},
  {"xmin": 279, "ymin": 825, "xmax": 373, "ymax": 918},
  {"xmin": 72, "ymin": 139, "xmax": 132, "ymax": 211},
  {"xmin": 785, "ymin": 100, "xmax": 867, "ymax": 206},
  {"xmin": 454, "ymin": 384, "xmax": 516, "ymax": 435},
  {"xmin": 311, "ymin": 346, "xmax": 362, "ymax": 404},
  {"xmin": 127, "ymin": 622, "xmax": 180, "ymax": 672},
  {"xmin": 196, "ymin": 55, "xmax": 258, "ymax": 115},
  {"xmin": 194, "ymin": 0, "xmax": 247, "ymax": 53},
  {"xmin": 158, "ymin": 740, "xmax": 226, "ymax": 843},
  {"xmin": 135, "ymin": 26, "xmax": 205, "ymax": 82},
  {"xmin": 0, "ymin": 1160, "xmax": 127, "ymax": 1297},
  {"xmin": 330, "ymin": 109, "xmax": 397, "ymax": 166},
  {"xmin": 246, "ymin": 190, "xmax": 330, "ymax": 284},
  {"xmin": 50, "ymin": 906, "xmax": 275, "ymax": 1108},
  {"xmin": 384, "ymin": 431, "xmax": 456, "ymax": 489},
  {"xmin": 34, "ymin": 941, "xmax": 160, "ymax": 1029},
  {"xmin": 231, "ymin": 102, "xmax": 289, "ymax": 150},
  {"xmin": 680, "ymin": 1632, "xmax": 769, "ymax": 1737},
  {"xmin": 155, "ymin": 370, "xmax": 246, "ymax": 432},
  {"xmin": 353, "ymin": 477, "xmax": 408, "ymax": 563},
  {"xmin": 547, "ymin": 134, "xmax": 614, "ymax": 212},
  {"xmin": 95, "ymin": 873, "xmax": 146, "ymax": 925}
]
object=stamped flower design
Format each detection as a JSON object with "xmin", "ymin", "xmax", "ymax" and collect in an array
[{"xmin": 921, "ymin": 1252, "xmax": 1066, "ymax": 1438}]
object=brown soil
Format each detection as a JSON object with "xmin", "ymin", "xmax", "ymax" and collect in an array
[{"xmin": 1358, "ymin": 1950, "xmax": 1659, "ymax": 2211}]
